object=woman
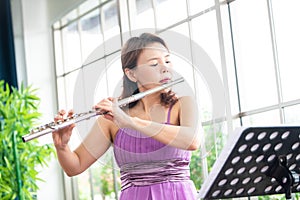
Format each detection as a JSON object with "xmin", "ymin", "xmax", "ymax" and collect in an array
[{"xmin": 53, "ymin": 33, "xmax": 200, "ymax": 199}]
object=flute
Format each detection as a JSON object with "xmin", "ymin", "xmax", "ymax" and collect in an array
[{"xmin": 22, "ymin": 77, "xmax": 184, "ymax": 142}]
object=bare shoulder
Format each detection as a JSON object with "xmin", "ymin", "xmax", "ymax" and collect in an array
[
  {"xmin": 177, "ymin": 96, "xmax": 198, "ymax": 126},
  {"xmin": 96, "ymin": 116, "xmax": 119, "ymax": 143},
  {"xmin": 170, "ymin": 96, "xmax": 195, "ymax": 113},
  {"xmin": 177, "ymin": 96, "xmax": 196, "ymax": 107}
]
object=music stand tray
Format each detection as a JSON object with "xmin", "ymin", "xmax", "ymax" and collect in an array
[{"xmin": 198, "ymin": 126, "xmax": 300, "ymax": 199}]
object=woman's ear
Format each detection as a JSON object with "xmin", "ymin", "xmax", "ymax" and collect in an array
[{"xmin": 124, "ymin": 68, "xmax": 137, "ymax": 82}]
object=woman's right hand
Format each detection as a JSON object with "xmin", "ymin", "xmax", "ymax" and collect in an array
[{"xmin": 52, "ymin": 109, "xmax": 76, "ymax": 150}]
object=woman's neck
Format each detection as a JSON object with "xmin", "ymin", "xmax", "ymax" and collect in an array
[{"xmin": 139, "ymin": 94, "xmax": 161, "ymax": 112}]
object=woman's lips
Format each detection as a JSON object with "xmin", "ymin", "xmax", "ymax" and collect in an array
[{"xmin": 160, "ymin": 78, "xmax": 171, "ymax": 83}]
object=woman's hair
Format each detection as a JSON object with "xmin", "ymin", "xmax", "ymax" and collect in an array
[{"xmin": 120, "ymin": 33, "xmax": 178, "ymax": 108}]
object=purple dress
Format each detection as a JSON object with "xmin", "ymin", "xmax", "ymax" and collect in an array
[{"xmin": 113, "ymin": 106, "xmax": 197, "ymax": 200}]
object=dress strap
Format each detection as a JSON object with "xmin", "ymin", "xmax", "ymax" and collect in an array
[{"xmin": 166, "ymin": 104, "xmax": 173, "ymax": 124}]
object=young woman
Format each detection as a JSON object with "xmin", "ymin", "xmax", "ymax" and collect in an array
[{"xmin": 53, "ymin": 33, "xmax": 200, "ymax": 199}]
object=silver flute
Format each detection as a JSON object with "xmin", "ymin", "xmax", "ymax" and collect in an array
[{"xmin": 22, "ymin": 77, "xmax": 184, "ymax": 142}]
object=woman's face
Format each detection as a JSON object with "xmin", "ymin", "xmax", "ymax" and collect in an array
[{"xmin": 134, "ymin": 42, "xmax": 173, "ymax": 90}]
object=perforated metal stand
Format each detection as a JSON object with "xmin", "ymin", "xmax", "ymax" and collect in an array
[
  {"xmin": 266, "ymin": 155, "xmax": 300, "ymax": 199},
  {"xmin": 198, "ymin": 126, "xmax": 300, "ymax": 199}
]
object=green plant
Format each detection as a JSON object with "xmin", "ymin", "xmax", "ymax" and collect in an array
[
  {"xmin": 190, "ymin": 149, "xmax": 203, "ymax": 190},
  {"xmin": 0, "ymin": 81, "xmax": 55, "ymax": 200},
  {"xmin": 190, "ymin": 123, "xmax": 226, "ymax": 190}
]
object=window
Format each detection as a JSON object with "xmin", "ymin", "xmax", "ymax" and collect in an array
[
  {"xmin": 284, "ymin": 105, "xmax": 300, "ymax": 124},
  {"xmin": 80, "ymin": 9, "xmax": 103, "ymax": 62},
  {"xmin": 272, "ymin": 0, "xmax": 300, "ymax": 102},
  {"xmin": 230, "ymin": 0, "xmax": 278, "ymax": 111},
  {"xmin": 155, "ymin": 0, "xmax": 188, "ymax": 29},
  {"xmin": 242, "ymin": 110, "xmax": 281, "ymax": 126},
  {"xmin": 62, "ymin": 22, "xmax": 82, "ymax": 73},
  {"xmin": 52, "ymin": 0, "xmax": 300, "ymax": 199},
  {"xmin": 188, "ymin": 0, "xmax": 215, "ymax": 15},
  {"xmin": 129, "ymin": 0, "xmax": 155, "ymax": 30},
  {"xmin": 102, "ymin": 0, "xmax": 121, "ymax": 54}
]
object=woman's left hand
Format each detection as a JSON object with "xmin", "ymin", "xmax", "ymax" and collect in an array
[
  {"xmin": 94, "ymin": 97, "xmax": 133, "ymax": 128},
  {"xmin": 111, "ymin": 98, "xmax": 134, "ymax": 128}
]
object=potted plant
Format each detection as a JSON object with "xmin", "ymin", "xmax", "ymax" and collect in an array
[{"xmin": 0, "ymin": 80, "xmax": 54, "ymax": 200}]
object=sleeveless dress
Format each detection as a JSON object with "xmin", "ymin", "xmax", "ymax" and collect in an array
[{"xmin": 113, "ymin": 106, "xmax": 197, "ymax": 200}]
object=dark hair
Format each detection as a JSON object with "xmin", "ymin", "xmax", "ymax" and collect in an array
[{"xmin": 120, "ymin": 33, "xmax": 178, "ymax": 108}]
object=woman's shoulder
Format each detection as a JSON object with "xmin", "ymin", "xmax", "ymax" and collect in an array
[
  {"xmin": 177, "ymin": 95, "xmax": 195, "ymax": 106},
  {"xmin": 97, "ymin": 115, "xmax": 119, "ymax": 142},
  {"xmin": 177, "ymin": 95, "xmax": 194, "ymax": 101},
  {"xmin": 176, "ymin": 95, "xmax": 197, "ymax": 114},
  {"xmin": 171, "ymin": 95, "xmax": 195, "ymax": 112}
]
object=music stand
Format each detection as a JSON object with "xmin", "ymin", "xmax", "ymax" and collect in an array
[{"xmin": 198, "ymin": 126, "xmax": 300, "ymax": 200}]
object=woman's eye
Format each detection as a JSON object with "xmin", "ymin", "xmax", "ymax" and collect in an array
[
  {"xmin": 166, "ymin": 60, "xmax": 171, "ymax": 64},
  {"xmin": 150, "ymin": 63, "xmax": 158, "ymax": 67}
]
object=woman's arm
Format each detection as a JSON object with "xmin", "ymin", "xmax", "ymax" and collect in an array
[
  {"xmin": 53, "ymin": 116, "xmax": 112, "ymax": 176},
  {"xmin": 129, "ymin": 96, "xmax": 201, "ymax": 150},
  {"xmin": 108, "ymin": 96, "xmax": 201, "ymax": 150}
]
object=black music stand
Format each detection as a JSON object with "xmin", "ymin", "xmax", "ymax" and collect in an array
[{"xmin": 198, "ymin": 126, "xmax": 300, "ymax": 200}]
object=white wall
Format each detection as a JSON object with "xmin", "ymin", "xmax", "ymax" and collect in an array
[{"xmin": 19, "ymin": 0, "xmax": 63, "ymax": 199}]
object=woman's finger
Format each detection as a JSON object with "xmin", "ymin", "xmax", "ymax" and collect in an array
[
  {"xmin": 58, "ymin": 109, "xmax": 66, "ymax": 116},
  {"xmin": 68, "ymin": 109, "xmax": 74, "ymax": 117}
]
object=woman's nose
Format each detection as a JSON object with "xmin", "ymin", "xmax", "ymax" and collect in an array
[{"xmin": 160, "ymin": 64, "xmax": 169, "ymax": 73}]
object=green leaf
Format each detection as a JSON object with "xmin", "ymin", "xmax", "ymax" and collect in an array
[
  {"xmin": 0, "ymin": 81, "xmax": 54, "ymax": 199},
  {"xmin": 26, "ymin": 94, "xmax": 40, "ymax": 101},
  {"xmin": 3, "ymin": 156, "xmax": 12, "ymax": 169}
]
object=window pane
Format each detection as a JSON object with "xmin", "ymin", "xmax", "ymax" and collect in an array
[
  {"xmin": 195, "ymin": 73, "xmax": 213, "ymax": 123},
  {"xmin": 77, "ymin": 170, "xmax": 92, "ymax": 200},
  {"xmin": 82, "ymin": 58, "xmax": 108, "ymax": 108},
  {"xmin": 136, "ymin": 0, "xmax": 152, "ymax": 14},
  {"xmin": 90, "ymin": 150, "xmax": 120, "ymax": 199},
  {"xmin": 155, "ymin": 0, "xmax": 188, "ymax": 29},
  {"xmin": 191, "ymin": 11, "xmax": 222, "ymax": 79},
  {"xmin": 61, "ymin": 10, "xmax": 77, "ymax": 27},
  {"xmin": 191, "ymin": 11, "xmax": 225, "ymax": 121},
  {"xmin": 64, "ymin": 69, "xmax": 85, "ymax": 109},
  {"xmin": 242, "ymin": 110, "xmax": 281, "ymax": 126},
  {"xmin": 103, "ymin": 0, "xmax": 118, "ymax": 31},
  {"xmin": 131, "ymin": 0, "xmax": 155, "ymax": 30},
  {"xmin": 190, "ymin": 149, "xmax": 203, "ymax": 190},
  {"xmin": 188, "ymin": 0, "xmax": 215, "ymax": 15},
  {"xmin": 204, "ymin": 122, "xmax": 228, "ymax": 172},
  {"xmin": 230, "ymin": 0, "xmax": 278, "ymax": 111},
  {"xmin": 62, "ymin": 22, "xmax": 82, "ymax": 73},
  {"xmin": 105, "ymin": 53, "xmax": 123, "ymax": 97},
  {"xmin": 272, "ymin": 0, "xmax": 300, "ymax": 102},
  {"xmin": 56, "ymin": 77, "xmax": 67, "ymax": 109},
  {"xmin": 102, "ymin": 0, "xmax": 121, "ymax": 54},
  {"xmin": 284, "ymin": 104, "xmax": 300, "ymax": 124},
  {"xmin": 220, "ymin": 4, "xmax": 240, "ymax": 116},
  {"xmin": 54, "ymin": 30, "xmax": 64, "ymax": 76},
  {"xmin": 80, "ymin": 10, "xmax": 103, "ymax": 62},
  {"xmin": 79, "ymin": 0, "xmax": 100, "ymax": 15},
  {"xmin": 232, "ymin": 118, "xmax": 242, "ymax": 130},
  {"xmin": 80, "ymin": 58, "xmax": 108, "ymax": 140}
]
